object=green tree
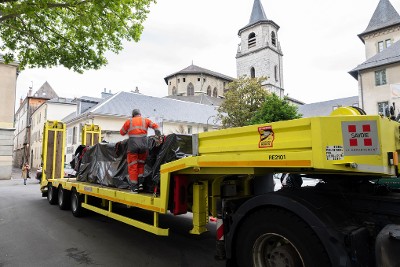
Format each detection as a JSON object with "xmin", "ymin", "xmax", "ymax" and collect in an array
[
  {"xmin": 250, "ymin": 93, "xmax": 302, "ymax": 124},
  {"xmin": 217, "ymin": 76, "xmax": 268, "ymax": 128},
  {"xmin": 0, "ymin": 0, "xmax": 155, "ymax": 72}
]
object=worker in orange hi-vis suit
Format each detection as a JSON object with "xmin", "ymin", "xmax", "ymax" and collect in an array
[{"xmin": 120, "ymin": 109, "xmax": 160, "ymax": 193}]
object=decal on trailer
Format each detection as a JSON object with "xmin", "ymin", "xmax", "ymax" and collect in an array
[
  {"xmin": 326, "ymin": 146, "xmax": 344, "ymax": 160},
  {"xmin": 259, "ymin": 126, "xmax": 274, "ymax": 148},
  {"xmin": 341, "ymin": 121, "xmax": 380, "ymax": 155}
]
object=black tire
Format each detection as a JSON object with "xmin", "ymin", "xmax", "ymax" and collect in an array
[
  {"xmin": 47, "ymin": 184, "xmax": 58, "ymax": 205},
  {"xmin": 71, "ymin": 189, "xmax": 84, "ymax": 217},
  {"xmin": 235, "ymin": 208, "xmax": 331, "ymax": 267},
  {"xmin": 58, "ymin": 186, "xmax": 70, "ymax": 210}
]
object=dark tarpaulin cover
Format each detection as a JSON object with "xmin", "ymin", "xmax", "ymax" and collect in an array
[{"xmin": 76, "ymin": 134, "xmax": 192, "ymax": 191}]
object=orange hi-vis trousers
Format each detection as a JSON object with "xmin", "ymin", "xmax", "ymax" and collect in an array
[{"xmin": 127, "ymin": 151, "xmax": 147, "ymax": 183}]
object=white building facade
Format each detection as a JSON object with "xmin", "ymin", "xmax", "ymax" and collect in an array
[
  {"xmin": 30, "ymin": 98, "xmax": 76, "ymax": 168},
  {"xmin": 349, "ymin": 0, "xmax": 400, "ymax": 116}
]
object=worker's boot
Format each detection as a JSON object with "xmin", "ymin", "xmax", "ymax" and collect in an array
[{"xmin": 130, "ymin": 181, "xmax": 139, "ymax": 193}]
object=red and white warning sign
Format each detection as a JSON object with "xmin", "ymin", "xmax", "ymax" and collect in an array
[{"xmin": 341, "ymin": 121, "xmax": 380, "ymax": 155}]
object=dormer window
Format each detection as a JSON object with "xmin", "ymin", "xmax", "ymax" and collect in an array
[
  {"xmin": 248, "ymin": 32, "xmax": 256, "ymax": 48},
  {"xmin": 271, "ymin": 31, "xmax": 276, "ymax": 47}
]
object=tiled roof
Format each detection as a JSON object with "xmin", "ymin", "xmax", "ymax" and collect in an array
[
  {"xmin": 298, "ymin": 96, "xmax": 359, "ymax": 118},
  {"xmin": 349, "ymin": 40, "xmax": 400, "ymax": 79},
  {"xmin": 66, "ymin": 91, "xmax": 220, "ymax": 124},
  {"xmin": 359, "ymin": 0, "xmax": 400, "ymax": 40},
  {"xmin": 164, "ymin": 64, "xmax": 234, "ymax": 84},
  {"xmin": 164, "ymin": 94, "xmax": 224, "ymax": 106},
  {"xmin": 33, "ymin": 81, "xmax": 58, "ymax": 99}
]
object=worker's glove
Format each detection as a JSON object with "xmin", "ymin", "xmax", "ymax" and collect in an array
[{"xmin": 155, "ymin": 129, "xmax": 161, "ymax": 136}]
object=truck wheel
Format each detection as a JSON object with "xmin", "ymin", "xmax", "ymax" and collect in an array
[
  {"xmin": 71, "ymin": 189, "xmax": 84, "ymax": 217},
  {"xmin": 235, "ymin": 208, "xmax": 331, "ymax": 267},
  {"xmin": 47, "ymin": 184, "xmax": 58, "ymax": 205},
  {"xmin": 58, "ymin": 186, "xmax": 70, "ymax": 210}
]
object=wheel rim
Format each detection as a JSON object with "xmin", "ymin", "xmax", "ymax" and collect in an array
[
  {"xmin": 58, "ymin": 188, "xmax": 63, "ymax": 206},
  {"xmin": 48, "ymin": 186, "xmax": 53, "ymax": 201},
  {"xmin": 71, "ymin": 193, "xmax": 78, "ymax": 212},
  {"xmin": 253, "ymin": 233, "xmax": 304, "ymax": 267}
]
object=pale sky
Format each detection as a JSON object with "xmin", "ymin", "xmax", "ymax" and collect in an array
[{"xmin": 15, "ymin": 0, "xmax": 400, "ymax": 107}]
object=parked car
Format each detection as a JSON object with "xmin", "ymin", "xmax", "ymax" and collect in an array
[
  {"xmin": 64, "ymin": 163, "xmax": 76, "ymax": 178},
  {"xmin": 36, "ymin": 166, "xmax": 42, "ymax": 181}
]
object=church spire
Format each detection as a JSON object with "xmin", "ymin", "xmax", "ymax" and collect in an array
[
  {"xmin": 359, "ymin": 0, "xmax": 400, "ymax": 40},
  {"xmin": 248, "ymin": 0, "xmax": 268, "ymax": 25}
]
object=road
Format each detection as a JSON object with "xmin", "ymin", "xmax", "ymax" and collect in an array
[{"xmin": 0, "ymin": 169, "xmax": 225, "ymax": 267}]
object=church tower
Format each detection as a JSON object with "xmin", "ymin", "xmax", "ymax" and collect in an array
[{"xmin": 236, "ymin": 0, "xmax": 284, "ymax": 97}]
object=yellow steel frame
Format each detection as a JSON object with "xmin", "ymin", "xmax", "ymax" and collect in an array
[
  {"xmin": 82, "ymin": 124, "xmax": 101, "ymax": 146},
  {"xmin": 40, "ymin": 121, "xmax": 66, "ymax": 192}
]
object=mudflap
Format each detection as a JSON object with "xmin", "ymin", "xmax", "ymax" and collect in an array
[{"xmin": 376, "ymin": 224, "xmax": 400, "ymax": 266}]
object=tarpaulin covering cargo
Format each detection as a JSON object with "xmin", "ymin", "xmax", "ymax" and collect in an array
[{"xmin": 73, "ymin": 134, "xmax": 192, "ymax": 191}]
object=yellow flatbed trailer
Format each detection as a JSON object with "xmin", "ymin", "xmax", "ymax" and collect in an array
[{"xmin": 40, "ymin": 108, "xmax": 400, "ymax": 267}]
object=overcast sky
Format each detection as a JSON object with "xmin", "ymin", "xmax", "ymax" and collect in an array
[{"xmin": 15, "ymin": 0, "xmax": 400, "ymax": 106}]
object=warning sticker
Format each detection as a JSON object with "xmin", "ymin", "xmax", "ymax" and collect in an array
[
  {"xmin": 259, "ymin": 126, "xmax": 274, "ymax": 148},
  {"xmin": 341, "ymin": 121, "xmax": 380, "ymax": 155},
  {"xmin": 326, "ymin": 146, "xmax": 344, "ymax": 160}
]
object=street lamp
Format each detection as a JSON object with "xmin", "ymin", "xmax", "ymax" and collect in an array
[{"xmin": 206, "ymin": 115, "xmax": 218, "ymax": 132}]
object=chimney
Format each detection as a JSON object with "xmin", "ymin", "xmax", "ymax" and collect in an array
[
  {"xmin": 19, "ymin": 97, "xmax": 23, "ymax": 107},
  {"xmin": 134, "ymin": 86, "xmax": 139, "ymax": 93}
]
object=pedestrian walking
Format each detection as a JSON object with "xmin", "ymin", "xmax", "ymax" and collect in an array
[{"xmin": 21, "ymin": 163, "xmax": 30, "ymax": 185}]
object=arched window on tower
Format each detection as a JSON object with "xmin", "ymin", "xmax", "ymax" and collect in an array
[
  {"xmin": 187, "ymin": 83, "xmax": 194, "ymax": 96},
  {"xmin": 248, "ymin": 32, "xmax": 256, "ymax": 48},
  {"xmin": 207, "ymin": 86, "xmax": 211, "ymax": 96},
  {"xmin": 274, "ymin": 65, "xmax": 278, "ymax": 81},
  {"xmin": 271, "ymin": 31, "xmax": 276, "ymax": 47},
  {"xmin": 213, "ymin": 88, "xmax": 218, "ymax": 97},
  {"xmin": 172, "ymin": 86, "xmax": 177, "ymax": 95},
  {"xmin": 250, "ymin": 67, "xmax": 255, "ymax": 78}
]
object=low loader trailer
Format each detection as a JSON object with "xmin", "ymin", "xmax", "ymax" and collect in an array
[{"xmin": 40, "ymin": 107, "xmax": 400, "ymax": 267}]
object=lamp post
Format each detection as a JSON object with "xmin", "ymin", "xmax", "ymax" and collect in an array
[{"xmin": 206, "ymin": 115, "xmax": 219, "ymax": 132}]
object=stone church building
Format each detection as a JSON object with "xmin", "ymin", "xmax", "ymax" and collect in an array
[{"xmin": 165, "ymin": 0, "xmax": 288, "ymax": 101}]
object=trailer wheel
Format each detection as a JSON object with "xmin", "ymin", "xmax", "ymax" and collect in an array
[
  {"xmin": 71, "ymin": 189, "xmax": 84, "ymax": 217},
  {"xmin": 58, "ymin": 186, "xmax": 70, "ymax": 210},
  {"xmin": 47, "ymin": 184, "xmax": 58, "ymax": 205},
  {"xmin": 235, "ymin": 208, "xmax": 331, "ymax": 267}
]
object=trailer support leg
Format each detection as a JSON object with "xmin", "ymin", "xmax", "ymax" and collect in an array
[{"xmin": 190, "ymin": 181, "xmax": 208, "ymax": 235}]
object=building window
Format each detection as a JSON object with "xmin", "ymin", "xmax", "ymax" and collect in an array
[
  {"xmin": 72, "ymin": 126, "xmax": 77, "ymax": 145},
  {"xmin": 375, "ymin": 69, "xmax": 387, "ymax": 86},
  {"xmin": 169, "ymin": 81, "xmax": 171, "ymax": 85},
  {"xmin": 178, "ymin": 79, "xmax": 180, "ymax": 83},
  {"xmin": 271, "ymin": 31, "xmax": 276, "ymax": 46},
  {"xmin": 274, "ymin": 65, "xmax": 278, "ymax": 81},
  {"xmin": 213, "ymin": 88, "xmax": 218, "ymax": 97},
  {"xmin": 207, "ymin": 86, "xmax": 211, "ymax": 96},
  {"xmin": 386, "ymin": 39, "xmax": 392, "ymax": 48},
  {"xmin": 187, "ymin": 126, "xmax": 192, "ymax": 134},
  {"xmin": 378, "ymin": 41, "xmax": 384, "ymax": 52},
  {"xmin": 183, "ymin": 78, "xmax": 186, "ymax": 82},
  {"xmin": 67, "ymin": 128, "xmax": 72, "ymax": 144},
  {"xmin": 198, "ymin": 78, "xmax": 200, "ymax": 82},
  {"xmin": 378, "ymin": 101, "xmax": 389, "ymax": 116},
  {"xmin": 248, "ymin": 32, "xmax": 256, "ymax": 48},
  {"xmin": 250, "ymin": 67, "xmax": 255, "ymax": 78},
  {"xmin": 172, "ymin": 86, "xmax": 177, "ymax": 95},
  {"xmin": 187, "ymin": 83, "xmax": 194, "ymax": 96}
]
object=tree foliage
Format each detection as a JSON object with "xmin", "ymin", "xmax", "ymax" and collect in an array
[
  {"xmin": 250, "ymin": 93, "xmax": 302, "ymax": 124},
  {"xmin": 0, "ymin": 0, "xmax": 155, "ymax": 72},
  {"xmin": 217, "ymin": 76, "xmax": 268, "ymax": 128}
]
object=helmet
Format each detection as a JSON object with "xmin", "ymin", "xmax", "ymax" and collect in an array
[{"xmin": 132, "ymin": 109, "xmax": 141, "ymax": 117}]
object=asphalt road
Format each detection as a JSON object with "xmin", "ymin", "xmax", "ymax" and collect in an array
[{"xmin": 0, "ymin": 170, "xmax": 225, "ymax": 267}]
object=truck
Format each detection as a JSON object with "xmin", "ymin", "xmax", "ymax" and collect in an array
[{"xmin": 39, "ymin": 107, "xmax": 400, "ymax": 267}]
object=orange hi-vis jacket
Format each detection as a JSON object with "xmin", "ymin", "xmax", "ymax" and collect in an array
[{"xmin": 120, "ymin": 116, "xmax": 159, "ymax": 138}]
